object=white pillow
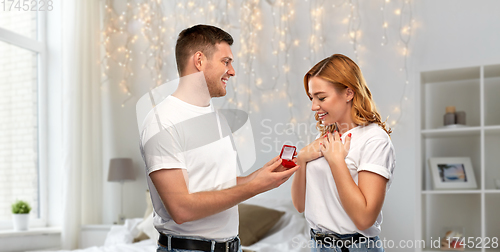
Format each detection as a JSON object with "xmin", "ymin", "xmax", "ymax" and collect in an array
[
  {"xmin": 143, "ymin": 190, "xmax": 154, "ymax": 219},
  {"xmin": 104, "ymin": 218, "xmax": 143, "ymax": 246},
  {"xmin": 136, "ymin": 212, "xmax": 158, "ymax": 241}
]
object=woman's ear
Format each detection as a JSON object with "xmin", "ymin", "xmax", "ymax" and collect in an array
[
  {"xmin": 193, "ymin": 51, "xmax": 205, "ymax": 71},
  {"xmin": 346, "ymin": 88, "xmax": 354, "ymax": 102}
]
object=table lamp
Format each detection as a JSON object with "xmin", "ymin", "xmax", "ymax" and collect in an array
[{"xmin": 107, "ymin": 158, "xmax": 135, "ymax": 224}]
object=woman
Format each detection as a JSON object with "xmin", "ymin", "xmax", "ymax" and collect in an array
[{"xmin": 291, "ymin": 54, "xmax": 395, "ymax": 252}]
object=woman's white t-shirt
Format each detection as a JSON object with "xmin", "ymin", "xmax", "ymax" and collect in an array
[{"xmin": 304, "ymin": 123, "xmax": 396, "ymax": 237}]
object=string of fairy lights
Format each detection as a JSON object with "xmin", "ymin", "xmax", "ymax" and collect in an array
[
  {"xmin": 381, "ymin": 0, "xmax": 389, "ymax": 46},
  {"xmin": 101, "ymin": 0, "xmax": 414, "ymax": 139},
  {"xmin": 347, "ymin": 0, "xmax": 361, "ymax": 63},
  {"xmin": 308, "ymin": 0, "xmax": 326, "ymax": 65},
  {"xmin": 233, "ymin": 0, "xmax": 261, "ymax": 113},
  {"xmin": 393, "ymin": 0, "xmax": 413, "ymax": 127}
]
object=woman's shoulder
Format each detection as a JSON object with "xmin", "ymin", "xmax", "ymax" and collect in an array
[
  {"xmin": 355, "ymin": 123, "xmax": 391, "ymax": 143},
  {"xmin": 354, "ymin": 124, "xmax": 395, "ymax": 158}
]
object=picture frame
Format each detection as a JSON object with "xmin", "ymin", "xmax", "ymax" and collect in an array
[{"xmin": 428, "ymin": 157, "xmax": 477, "ymax": 190}]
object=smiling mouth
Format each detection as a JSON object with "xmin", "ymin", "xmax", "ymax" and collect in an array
[
  {"xmin": 221, "ymin": 78, "xmax": 228, "ymax": 86},
  {"xmin": 317, "ymin": 112, "xmax": 328, "ymax": 119}
]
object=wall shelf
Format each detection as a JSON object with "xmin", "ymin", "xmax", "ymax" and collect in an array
[
  {"xmin": 416, "ymin": 63, "xmax": 500, "ymax": 252},
  {"xmin": 484, "ymin": 125, "xmax": 500, "ymax": 134},
  {"xmin": 422, "ymin": 190, "xmax": 481, "ymax": 195},
  {"xmin": 421, "ymin": 127, "xmax": 481, "ymax": 138}
]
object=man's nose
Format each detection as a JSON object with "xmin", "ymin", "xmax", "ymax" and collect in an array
[{"xmin": 227, "ymin": 64, "xmax": 235, "ymax": 76}]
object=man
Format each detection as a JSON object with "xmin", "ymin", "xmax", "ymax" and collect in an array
[{"xmin": 139, "ymin": 24, "xmax": 299, "ymax": 252}]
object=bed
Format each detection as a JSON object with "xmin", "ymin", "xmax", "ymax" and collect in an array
[
  {"xmin": 30, "ymin": 198, "xmax": 310, "ymax": 252},
  {"xmin": 239, "ymin": 197, "xmax": 310, "ymax": 252}
]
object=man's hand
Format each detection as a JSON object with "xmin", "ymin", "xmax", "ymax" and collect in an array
[
  {"xmin": 237, "ymin": 155, "xmax": 289, "ymax": 184},
  {"xmin": 250, "ymin": 157, "xmax": 299, "ymax": 195}
]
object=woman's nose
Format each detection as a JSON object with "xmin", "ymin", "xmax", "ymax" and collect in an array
[{"xmin": 311, "ymin": 101, "xmax": 319, "ymax": 111}]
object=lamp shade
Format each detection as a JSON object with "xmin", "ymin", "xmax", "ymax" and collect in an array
[{"xmin": 108, "ymin": 158, "xmax": 135, "ymax": 182}]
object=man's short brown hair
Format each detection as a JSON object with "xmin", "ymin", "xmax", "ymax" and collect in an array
[{"xmin": 175, "ymin": 24, "xmax": 234, "ymax": 75}]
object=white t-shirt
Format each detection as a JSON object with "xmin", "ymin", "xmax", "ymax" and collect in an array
[
  {"xmin": 139, "ymin": 95, "xmax": 238, "ymax": 241},
  {"xmin": 304, "ymin": 123, "xmax": 396, "ymax": 237}
]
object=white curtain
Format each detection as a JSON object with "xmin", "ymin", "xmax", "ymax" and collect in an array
[{"xmin": 61, "ymin": 0, "xmax": 103, "ymax": 249}]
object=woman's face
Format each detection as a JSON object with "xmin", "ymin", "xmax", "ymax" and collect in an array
[{"xmin": 308, "ymin": 76, "xmax": 350, "ymax": 126}]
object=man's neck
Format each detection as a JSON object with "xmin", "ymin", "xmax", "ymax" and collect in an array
[{"xmin": 172, "ymin": 72, "xmax": 211, "ymax": 107}]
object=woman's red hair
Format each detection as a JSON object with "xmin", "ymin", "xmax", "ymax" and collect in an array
[{"xmin": 304, "ymin": 54, "xmax": 392, "ymax": 136}]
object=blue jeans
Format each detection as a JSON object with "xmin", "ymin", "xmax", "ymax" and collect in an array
[
  {"xmin": 157, "ymin": 234, "xmax": 242, "ymax": 252},
  {"xmin": 310, "ymin": 229, "xmax": 385, "ymax": 252}
]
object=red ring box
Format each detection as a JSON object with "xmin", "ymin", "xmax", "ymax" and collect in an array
[{"xmin": 280, "ymin": 145, "xmax": 297, "ymax": 168}]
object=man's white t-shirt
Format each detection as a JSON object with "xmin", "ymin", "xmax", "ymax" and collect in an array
[
  {"xmin": 305, "ymin": 123, "xmax": 396, "ymax": 237},
  {"xmin": 139, "ymin": 95, "xmax": 238, "ymax": 240}
]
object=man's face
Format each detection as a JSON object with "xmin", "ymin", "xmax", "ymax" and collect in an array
[{"xmin": 203, "ymin": 42, "xmax": 235, "ymax": 98}]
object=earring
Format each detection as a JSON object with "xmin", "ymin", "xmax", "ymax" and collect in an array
[{"xmin": 347, "ymin": 99, "xmax": 350, "ymax": 102}]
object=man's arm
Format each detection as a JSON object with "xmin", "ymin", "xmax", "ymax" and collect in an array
[
  {"xmin": 237, "ymin": 156, "xmax": 298, "ymax": 185},
  {"xmin": 150, "ymin": 158, "xmax": 299, "ymax": 224},
  {"xmin": 236, "ymin": 168, "xmax": 260, "ymax": 185}
]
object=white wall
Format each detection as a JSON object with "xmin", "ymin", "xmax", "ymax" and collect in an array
[
  {"xmin": 101, "ymin": 0, "xmax": 419, "ymax": 225},
  {"xmin": 415, "ymin": 0, "xmax": 500, "ymax": 69},
  {"xmin": 93, "ymin": 1, "xmax": 500, "ymax": 251}
]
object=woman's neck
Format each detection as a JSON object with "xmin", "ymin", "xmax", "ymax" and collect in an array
[
  {"xmin": 334, "ymin": 106, "xmax": 358, "ymax": 134},
  {"xmin": 335, "ymin": 116, "xmax": 357, "ymax": 135}
]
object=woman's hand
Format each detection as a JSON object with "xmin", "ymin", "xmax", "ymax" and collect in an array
[
  {"xmin": 320, "ymin": 131, "xmax": 352, "ymax": 164},
  {"xmin": 297, "ymin": 137, "xmax": 324, "ymax": 163}
]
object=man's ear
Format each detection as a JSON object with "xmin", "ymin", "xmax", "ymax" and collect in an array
[{"xmin": 193, "ymin": 51, "xmax": 205, "ymax": 71}]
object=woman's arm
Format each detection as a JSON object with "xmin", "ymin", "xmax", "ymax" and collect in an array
[
  {"xmin": 291, "ymin": 158, "xmax": 307, "ymax": 213},
  {"xmin": 291, "ymin": 138, "xmax": 323, "ymax": 213},
  {"xmin": 321, "ymin": 131, "xmax": 388, "ymax": 230},
  {"xmin": 328, "ymin": 160, "xmax": 387, "ymax": 230}
]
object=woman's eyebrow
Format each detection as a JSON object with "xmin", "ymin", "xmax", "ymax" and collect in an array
[{"xmin": 309, "ymin": 91, "xmax": 326, "ymax": 96}]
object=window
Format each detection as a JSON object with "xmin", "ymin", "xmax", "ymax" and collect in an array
[{"xmin": 0, "ymin": 9, "xmax": 45, "ymax": 228}]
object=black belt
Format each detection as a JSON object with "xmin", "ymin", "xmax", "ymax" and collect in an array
[
  {"xmin": 311, "ymin": 229, "xmax": 367, "ymax": 252},
  {"xmin": 158, "ymin": 232, "xmax": 240, "ymax": 252}
]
